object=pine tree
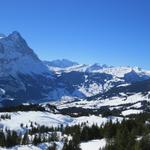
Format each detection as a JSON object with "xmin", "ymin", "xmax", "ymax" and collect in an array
[
  {"xmin": 33, "ymin": 134, "xmax": 39, "ymax": 145},
  {"xmin": 51, "ymin": 132, "xmax": 58, "ymax": 141},
  {"xmin": 48, "ymin": 143, "xmax": 57, "ymax": 150},
  {"xmin": 139, "ymin": 135, "xmax": 150, "ymax": 150},
  {"xmin": 0, "ymin": 131, "xmax": 6, "ymax": 147},
  {"xmin": 81, "ymin": 126, "xmax": 89, "ymax": 141},
  {"xmin": 6, "ymin": 130, "xmax": 14, "ymax": 147},
  {"xmin": 22, "ymin": 132, "xmax": 29, "ymax": 145}
]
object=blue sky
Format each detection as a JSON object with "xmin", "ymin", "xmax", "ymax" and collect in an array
[{"xmin": 0, "ymin": 0, "xmax": 150, "ymax": 69}]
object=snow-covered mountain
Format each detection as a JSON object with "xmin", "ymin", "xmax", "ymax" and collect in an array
[
  {"xmin": 0, "ymin": 31, "xmax": 55, "ymax": 106},
  {"xmin": 45, "ymin": 62, "xmax": 150, "ymax": 99},
  {"xmin": 0, "ymin": 31, "xmax": 150, "ymax": 108}
]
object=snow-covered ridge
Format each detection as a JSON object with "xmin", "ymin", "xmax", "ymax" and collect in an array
[
  {"xmin": 46, "ymin": 61, "xmax": 150, "ymax": 79},
  {"xmin": 43, "ymin": 61, "xmax": 150, "ymax": 100}
]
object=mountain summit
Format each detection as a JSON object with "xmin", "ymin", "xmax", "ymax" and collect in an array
[
  {"xmin": 44, "ymin": 59, "xmax": 78, "ymax": 68},
  {"xmin": 0, "ymin": 31, "xmax": 50, "ymax": 76}
]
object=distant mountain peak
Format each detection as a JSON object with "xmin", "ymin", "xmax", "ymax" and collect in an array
[
  {"xmin": 44, "ymin": 59, "xmax": 79, "ymax": 68},
  {"xmin": 91, "ymin": 63, "xmax": 110, "ymax": 68},
  {"xmin": 7, "ymin": 31, "xmax": 28, "ymax": 46},
  {"xmin": 8, "ymin": 31, "xmax": 22, "ymax": 39},
  {"xmin": 0, "ymin": 33, "xmax": 6, "ymax": 39}
]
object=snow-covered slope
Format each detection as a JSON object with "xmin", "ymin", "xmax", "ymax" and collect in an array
[
  {"xmin": 0, "ymin": 111, "xmax": 122, "ymax": 132},
  {"xmin": 0, "ymin": 139, "xmax": 106, "ymax": 150},
  {"xmin": 55, "ymin": 78, "xmax": 150, "ymax": 117},
  {"xmin": 80, "ymin": 139, "xmax": 106, "ymax": 150}
]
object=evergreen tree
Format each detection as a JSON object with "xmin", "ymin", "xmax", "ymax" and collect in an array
[
  {"xmin": 0, "ymin": 131, "xmax": 6, "ymax": 147},
  {"xmin": 22, "ymin": 132, "xmax": 29, "ymax": 145},
  {"xmin": 51, "ymin": 132, "xmax": 58, "ymax": 141},
  {"xmin": 48, "ymin": 143, "xmax": 57, "ymax": 150},
  {"xmin": 139, "ymin": 135, "xmax": 150, "ymax": 150},
  {"xmin": 81, "ymin": 126, "xmax": 89, "ymax": 141},
  {"xmin": 33, "ymin": 134, "xmax": 40, "ymax": 145}
]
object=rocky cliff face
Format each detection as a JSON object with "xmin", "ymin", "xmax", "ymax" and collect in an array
[{"xmin": 0, "ymin": 31, "xmax": 55, "ymax": 106}]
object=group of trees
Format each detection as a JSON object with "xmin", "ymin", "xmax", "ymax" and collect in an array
[
  {"xmin": 0, "ymin": 130, "xmax": 21, "ymax": 147},
  {"xmin": 0, "ymin": 114, "xmax": 11, "ymax": 120},
  {"xmin": 59, "ymin": 106, "xmax": 121, "ymax": 117},
  {"xmin": 0, "ymin": 128, "xmax": 59, "ymax": 148},
  {"xmin": 0, "ymin": 103, "xmax": 57, "ymax": 113},
  {"xmin": 62, "ymin": 138, "xmax": 81, "ymax": 150},
  {"xmin": 62, "ymin": 113, "xmax": 150, "ymax": 150},
  {"xmin": 0, "ymin": 104, "xmax": 45, "ymax": 112},
  {"xmin": 28, "ymin": 124, "xmax": 63, "ymax": 135},
  {"xmin": 0, "ymin": 113, "xmax": 150, "ymax": 149},
  {"xmin": 101, "ymin": 114, "xmax": 150, "ymax": 150}
]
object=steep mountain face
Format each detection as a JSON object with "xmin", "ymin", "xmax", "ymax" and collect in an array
[
  {"xmin": 0, "ymin": 31, "xmax": 51, "ymax": 76},
  {"xmin": 0, "ymin": 31, "xmax": 55, "ymax": 106}
]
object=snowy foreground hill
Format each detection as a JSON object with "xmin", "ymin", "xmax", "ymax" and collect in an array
[
  {"xmin": 0, "ymin": 110, "xmax": 121, "ymax": 150},
  {"xmin": 0, "ymin": 139, "xmax": 106, "ymax": 150}
]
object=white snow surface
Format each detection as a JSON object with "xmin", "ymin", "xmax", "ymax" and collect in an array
[
  {"xmin": 56, "ymin": 92, "xmax": 150, "ymax": 110},
  {"xmin": 80, "ymin": 139, "xmax": 106, "ymax": 150},
  {"xmin": 0, "ymin": 111, "xmax": 73, "ymax": 132},
  {"xmin": 122, "ymin": 109, "xmax": 143, "ymax": 116},
  {"xmin": 70, "ymin": 115, "xmax": 123, "ymax": 126},
  {"xmin": 0, "ymin": 139, "xmax": 107, "ymax": 150}
]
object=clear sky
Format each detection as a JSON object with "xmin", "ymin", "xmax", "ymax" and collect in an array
[{"xmin": 0, "ymin": 0, "xmax": 150, "ymax": 69}]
